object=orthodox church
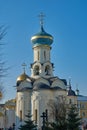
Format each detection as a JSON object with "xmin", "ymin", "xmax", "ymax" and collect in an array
[
  {"xmin": 15, "ymin": 15, "xmax": 77, "ymax": 129},
  {"xmin": 0, "ymin": 15, "xmax": 87, "ymax": 130}
]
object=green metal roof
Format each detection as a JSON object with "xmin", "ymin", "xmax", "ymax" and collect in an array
[{"xmin": 31, "ymin": 26, "xmax": 53, "ymax": 46}]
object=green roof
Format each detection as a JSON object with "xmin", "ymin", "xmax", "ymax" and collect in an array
[{"xmin": 31, "ymin": 26, "xmax": 53, "ymax": 46}]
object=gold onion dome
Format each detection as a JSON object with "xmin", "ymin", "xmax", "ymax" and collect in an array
[
  {"xmin": 31, "ymin": 25, "xmax": 53, "ymax": 47},
  {"xmin": 17, "ymin": 72, "xmax": 29, "ymax": 83},
  {"xmin": 16, "ymin": 63, "xmax": 29, "ymax": 86}
]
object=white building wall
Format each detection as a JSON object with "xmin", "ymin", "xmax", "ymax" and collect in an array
[
  {"xmin": 33, "ymin": 46, "xmax": 50, "ymax": 63},
  {"xmin": 16, "ymin": 90, "xmax": 32, "ymax": 130},
  {"xmin": 5, "ymin": 109, "xmax": 15, "ymax": 129},
  {"xmin": 31, "ymin": 89, "xmax": 67, "ymax": 129},
  {"xmin": 67, "ymin": 96, "xmax": 77, "ymax": 105},
  {"xmin": 0, "ymin": 116, "xmax": 4, "ymax": 129}
]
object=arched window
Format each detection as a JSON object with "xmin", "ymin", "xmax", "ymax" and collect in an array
[
  {"xmin": 34, "ymin": 66, "xmax": 39, "ymax": 75},
  {"xmin": 35, "ymin": 109, "xmax": 37, "ymax": 123},
  {"xmin": 45, "ymin": 65, "xmax": 50, "ymax": 75},
  {"xmin": 44, "ymin": 51, "xmax": 46, "ymax": 60},
  {"xmin": 69, "ymin": 99, "xmax": 72, "ymax": 104},
  {"xmin": 20, "ymin": 110, "xmax": 22, "ymax": 121},
  {"xmin": 82, "ymin": 112, "xmax": 85, "ymax": 117},
  {"xmin": 37, "ymin": 51, "xmax": 39, "ymax": 60}
]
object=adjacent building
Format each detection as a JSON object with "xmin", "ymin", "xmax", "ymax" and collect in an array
[{"xmin": 0, "ymin": 99, "xmax": 15, "ymax": 130}]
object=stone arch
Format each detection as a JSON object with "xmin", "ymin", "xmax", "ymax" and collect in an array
[
  {"xmin": 34, "ymin": 65, "xmax": 40, "ymax": 75},
  {"xmin": 43, "ymin": 62, "xmax": 53, "ymax": 76},
  {"xmin": 33, "ymin": 77, "xmax": 50, "ymax": 86},
  {"xmin": 45, "ymin": 65, "xmax": 50, "ymax": 75},
  {"xmin": 32, "ymin": 63, "xmax": 42, "ymax": 76}
]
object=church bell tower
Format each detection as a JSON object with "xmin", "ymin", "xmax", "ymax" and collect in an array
[{"xmin": 31, "ymin": 13, "xmax": 54, "ymax": 78}]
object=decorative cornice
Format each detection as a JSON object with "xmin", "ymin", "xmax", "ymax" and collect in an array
[{"xmin": 33, "ymin": 44, "xmax": 51, "ymax": 49}]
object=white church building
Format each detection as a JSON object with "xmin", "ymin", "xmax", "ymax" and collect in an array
[{"xmin": 15, "ymin": 15, "xmax": 77, "ymax": 130}]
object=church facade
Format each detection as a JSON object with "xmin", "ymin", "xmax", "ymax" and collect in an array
[
  {"xmin": 15, "ymin": 17, "xmax": 77, "ymax": 130},
  {"xmin": 0, "ymin": 16, "xmax": 87, "ymax": 130}
]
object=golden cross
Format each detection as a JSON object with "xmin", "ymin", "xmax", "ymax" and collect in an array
[
  {"xmin": 22, "ymin": 63, "xmax": 26, "ymax": 73},
  {"xmin": 38, "ymin": 12, "xmax": 45, "ymax": 26}
]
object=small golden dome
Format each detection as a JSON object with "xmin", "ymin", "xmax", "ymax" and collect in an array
[{"xmin": 17, "ymin": 72, "xmax": 29, "ymax": 82}]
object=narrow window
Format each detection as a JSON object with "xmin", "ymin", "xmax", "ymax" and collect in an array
[
  {"xmin": 44, "ymin": 51, "xmax": 46, "ymax": 60},
  {"xmin": 38, "ymin": 51, "xmax": 39, "ymax": 60},
  {"xmin": 35, "ymin": 109, "xmax": 37, "ymax": 123},
  {"xmin": 81, "ymin": 104, "xmax": 85, "ymax": 109},
  {"xmin": 20, "ymin": 110, "xmax": 22, "ymax": 121},
  {"xmin": 34, "ymin": 66, "xmax": 39, "ymax": 75},
  {"xmin": 45, "ymin": 109, "xmax": 48, "ymax": 121},
  {"xmin": 69, "ymin": 99, "xmax": 72, "ymax": 104},
  {"xmin": 82, "ymin": 112, "xmax": 85, "ymax": 117},
  {"xmin": 49, "ymin": 51, "xmax": 50, "ymax": 60},
  {"xmin": 45, "ymin": 65, "xmax": 50, "ymax": 75}
]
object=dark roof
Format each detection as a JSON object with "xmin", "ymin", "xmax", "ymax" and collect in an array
[
  {"xmin": 61, "ymin": 79, "xmax": 67, "ymax": 86},
  {"xmin": 51, "ymin": 86, "xmax": 62, "ymax": 90},
  {"xmin": 17, "ymin": 87, "xmax": 32, "ymax": 92},
  {"xmin": 47, "ymin": 77, "xmax": 67, "ymax": 86},
  {"xmin": 67, "ymin": 89, "xmax": 76, "ymax": 96},
  {"xmin": 33, "ymin": 82, "xmax": 50, "ymax": 90}
]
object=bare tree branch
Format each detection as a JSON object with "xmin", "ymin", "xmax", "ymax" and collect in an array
[{"xmin": 0, "ymin": 25, "xmax": 7, "ymax": 100}]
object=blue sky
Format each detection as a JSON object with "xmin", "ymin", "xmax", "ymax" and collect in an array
[{"xmin": 0, "ymin": 0, "xmax": 87, "ymax": 102}]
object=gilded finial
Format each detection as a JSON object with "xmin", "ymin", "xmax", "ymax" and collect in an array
[
  {"xmin": 22, "ymin": 63, "xmax": 26, "ymax": 73},
  {"xmin": 38, "ymin": 12, "xmax": 45, "ymax": 26}
]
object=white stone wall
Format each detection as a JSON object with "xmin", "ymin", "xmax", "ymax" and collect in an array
[
  {"xmin": 31, "ymin": 89, "xmax": 67, "ymax": 128},
  {"xmin": 16, "ymin": 90, "xmax": 32, "ymax": 130},
  {"xmin": 33, "ymin": 46, "xmax": 51, "ymax": 63},
  {"xmin": 5, "ymin": 108, "xmax": 15, "ymax": 129},
  {"xmin": 31, "ymin": 44, "xmax": 54, "ymax": 78},
  {"xmin": 0, "ymin": 116, "xmax": 4, "ymax": 129},
  {"xmin": 67, "ymin": 96, "xmax": 77, "ymax": 105}
]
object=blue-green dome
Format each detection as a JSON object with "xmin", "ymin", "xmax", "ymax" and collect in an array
[{"xmin": 31, "ymin": 26, "xmax": 53, "ymax": 47}]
